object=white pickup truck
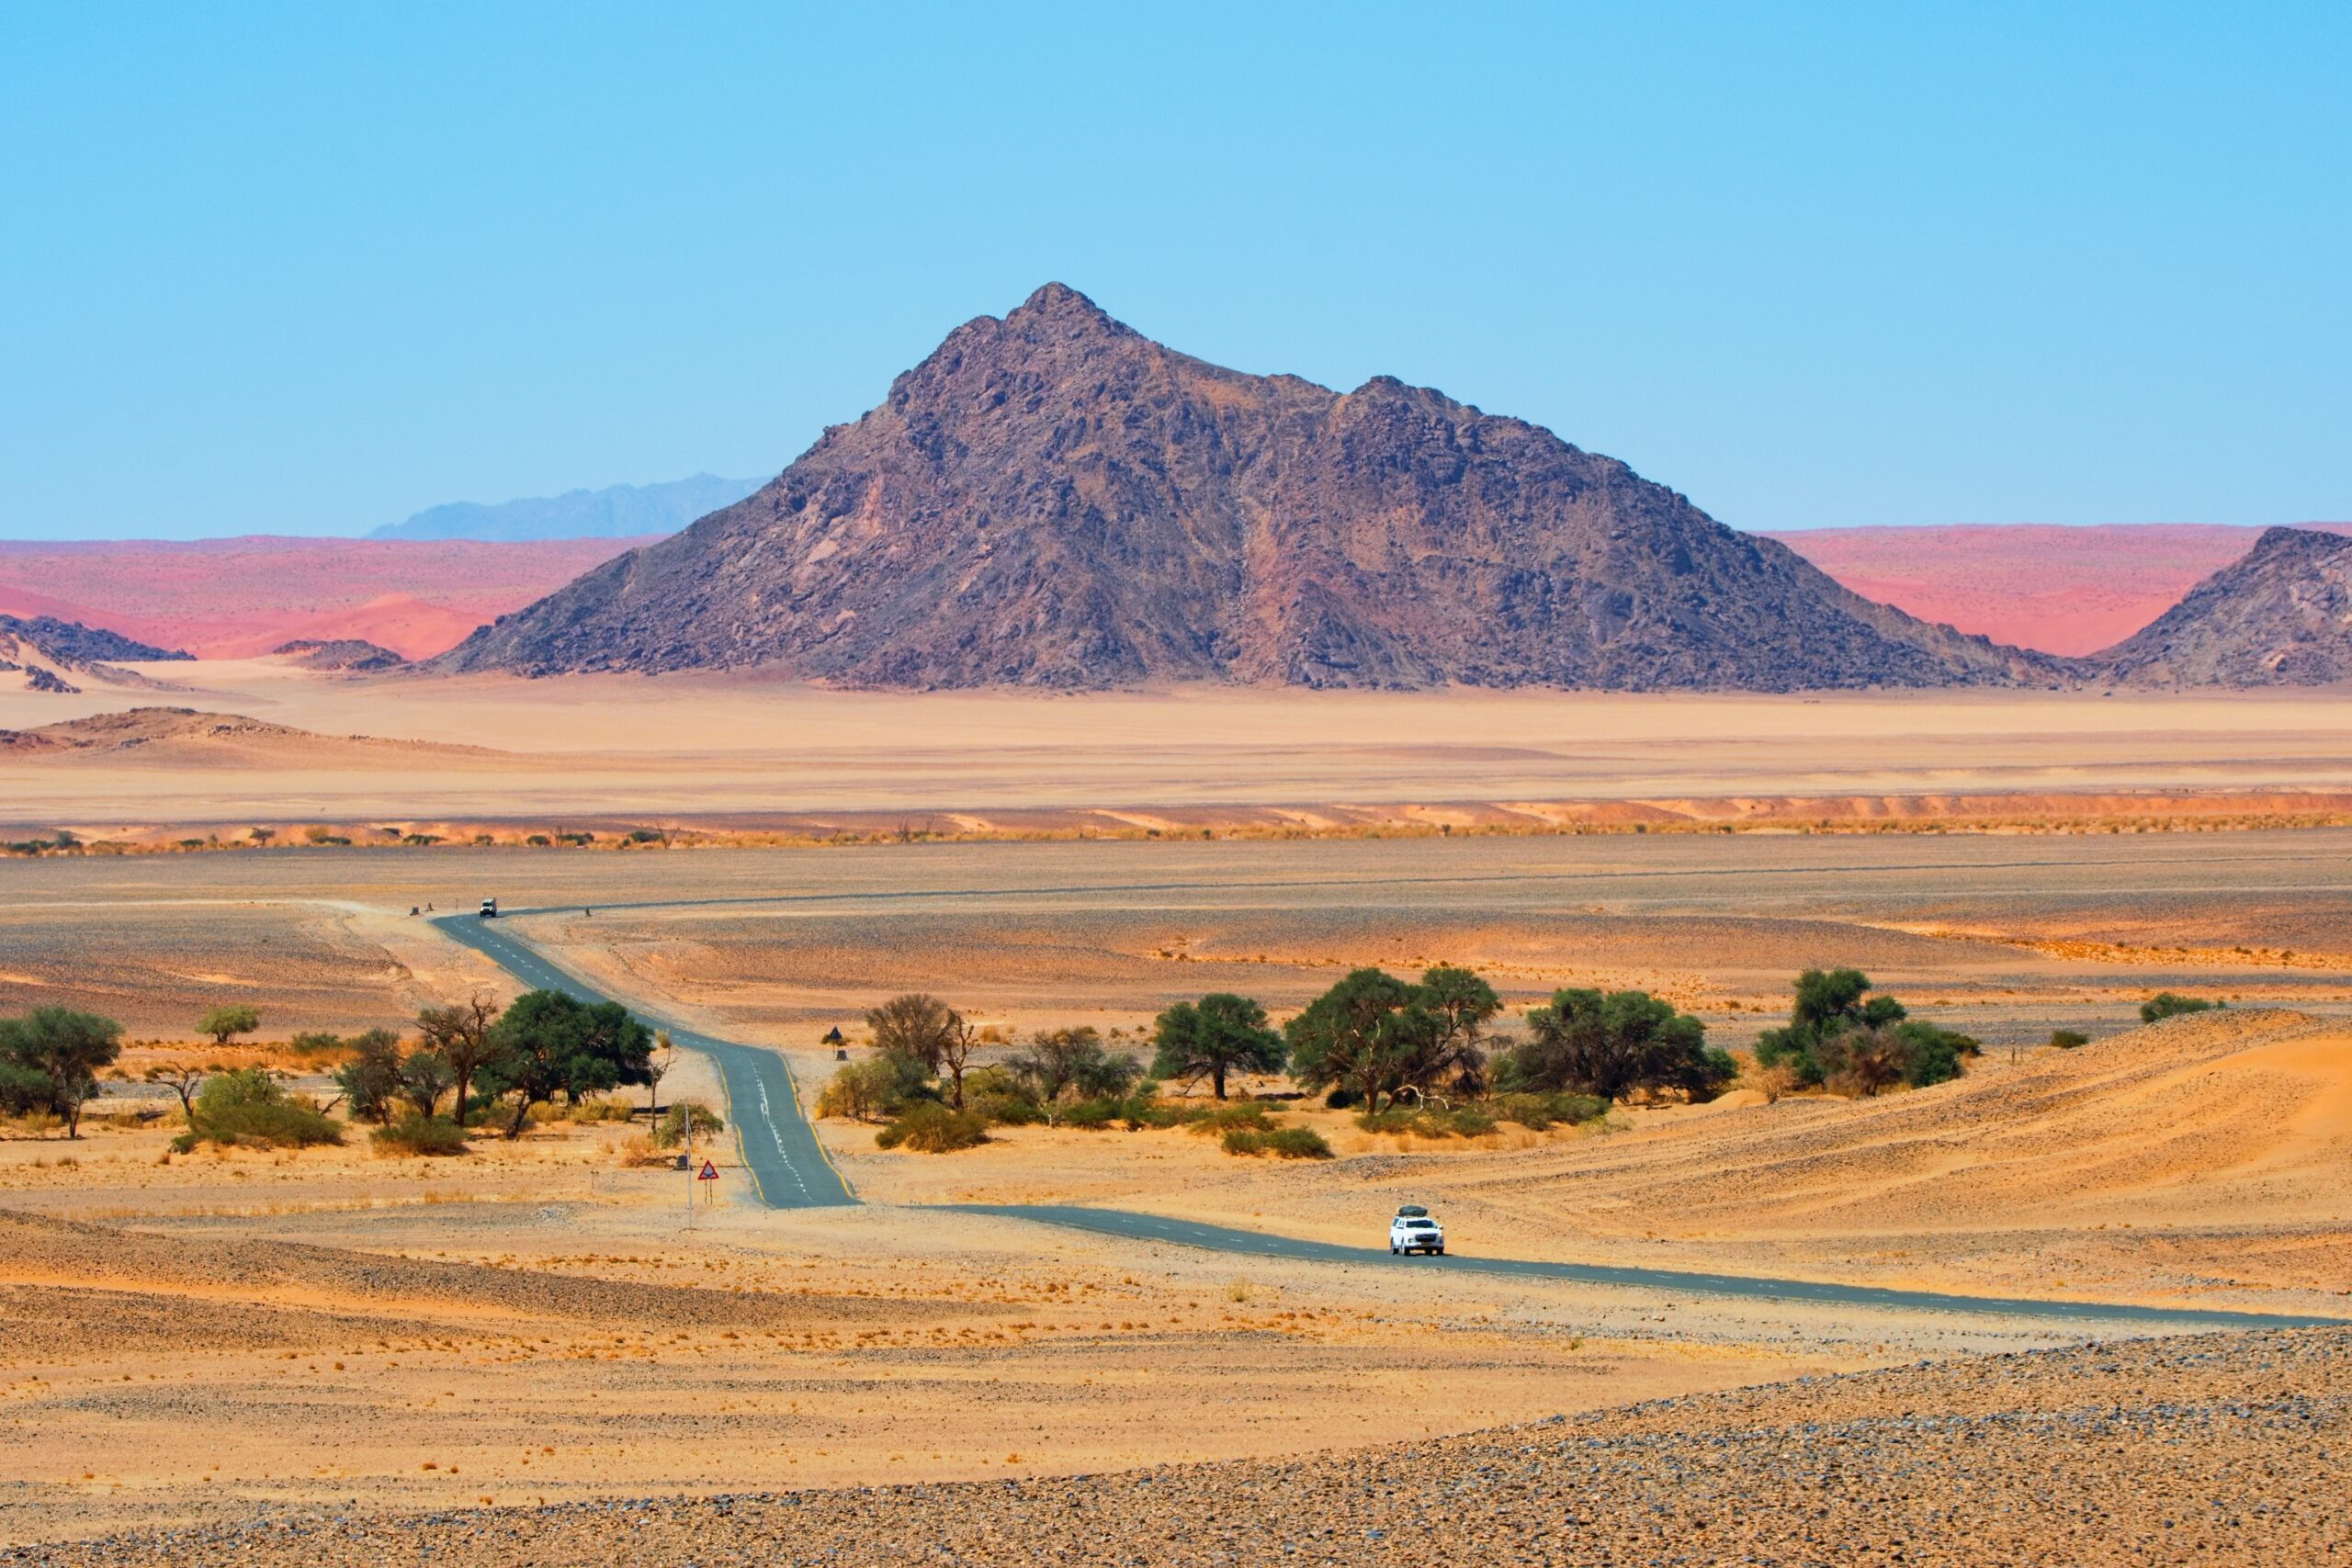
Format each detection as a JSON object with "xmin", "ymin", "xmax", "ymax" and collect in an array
[{"xmin": 1388, "ymin": 1204, "xmax": 1445, "ymax": 1256}]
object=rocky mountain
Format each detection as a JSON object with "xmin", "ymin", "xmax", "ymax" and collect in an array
[
  {"xmin": 371, "ymin": 474, "xmax": 763, "ymax": 542},
  {"xmin": 0, "ymin": 615, "xmax": 192, "ymax": 695},
  {"xmin": 2095, "ymin": 526, "xmax": 2352, "ymax": 685},
  {"xmin": 433, "ymin": 285, "xmax": 2056, "ymax": 691}
]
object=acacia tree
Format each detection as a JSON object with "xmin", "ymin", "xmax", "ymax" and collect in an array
[
  {"xmin": 1398, "ymin": 965, "xmax": 1500, "ymax": 1099},
  {"xmin": 644, "ymin": 1030, "xmax": 674, "ymax": 1114},
  {"xmin": 142, "ymin": 1062, "xmax": 209, "ymax": 1120},
  {"xmin": 331, "ymin": 1029, "xmax": 405, "ymax": 1123},
  {"xmin": 866, "ymin": 993, "xmax": 978, "ymax": 1108},
  {"xmin": 1149, "ymin": 995, "xmax": 1284, "ymax": 1100},
  {"xmin": 1498, "ymin": 987, "xmax": 1728, "ymax": 1103},
  {"xmin": 396, "ymin": 1049, "xmax": 456, "ymax": 1119},
  {"xmin": 480, "ymin": 990, "xmax": 651, "ymax": 1137},
  {"xmin": 416, "ymin": 993, "xmax": 502, "ymax": 1121},
  {"xmin": 1011, "ymin": 1027, "xmax": 1142, "ymax": 1103},
  {"xmin": 1283, "ymin": 968, "xmax": 1422, "ymax": 1112},
  {"xmin": 197, "ymin": 1005, "xmax": 261, "ymax": 1047},
  {"xmin": 0, "ymin": 1007, "xmax": 122, "ymax": 1137}
]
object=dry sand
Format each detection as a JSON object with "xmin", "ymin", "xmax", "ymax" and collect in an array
[
  {"xmin": 12, "ymin": 668, "xmax": 2352, "ymax": 832},
  {"xmin": 21, "ymin": 1325, "xmax": 2343, "ymax": 1566},
  {"xmin": 8, "ymin": 674, "xmax": 2350, "ymax": 1561}
]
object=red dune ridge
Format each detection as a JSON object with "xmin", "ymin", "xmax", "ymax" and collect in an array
[
  {"xmin": 0, "ymin": 536, "xmax": 656, "ymax": 660},
  {"xmin": 1764, "ymin": 524, "xmax": 2343, "ymax": 657}
]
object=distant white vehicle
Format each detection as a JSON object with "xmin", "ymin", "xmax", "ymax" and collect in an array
[
  {"xmin": 1389, "ymin": 1208, "xmax": 1445, "ymax": 1256},
  {"xmin": 479, "ymin": 897, "xmax": 498, "ymax": 919}
]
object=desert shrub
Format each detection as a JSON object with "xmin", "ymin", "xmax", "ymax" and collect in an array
[
  {"xmin": 1754, "ymin": 970, "xmax": 1976, "ymax": 1094},
  {"xmin": 617, "ymin": 1134, "xmax": 673, "ymax": 1167},
  {"xmin": 1323, "ymin": 1087, "xmax": 1360, "ymax": 1110},
  {"xmin": 652, "ymin": 1101, "xmax": 723, "ymax": 1149},
  {"xmin": 2141, "ymin": 993, "xmax": 2221, "ymax": 1024},
  {"xmin": 1487, "ymin": 1091, "xmax": 1610, "ymax": 1129},
  {"xmin": 1057, "ymin": 1097, "xmax": 1123, "ymax": 1130},
  {"xmin": 1183, "ymin": 1102, "xmax": 1278, "ymax": 1134},
  {"xmin": 815, "ymin": 1055, "xmax": 932, "ymax": 1122},
  {"xmin": 370, "ymin": 1114, "xmax": 469, "ymax": 1156},
  {"xmin": 190, "ymin": 1067, "xmax": 342, "ymax": 1148},
  {"xmin": 1223, "ymin": 1125, "xmax": 1333, "ymax": 1159},
  {"xmin": 288, "ymin": 1031, "xmax": 346, "ymax": 1058},
  {"xmin": 1444, "ymin": 1106, "xmax": 1497, "ymax": 1136},
  {"xmin": 2049, "ymin": 1029, "xmax": 2092, "ymax": 1049},
  {"xmin": 564, "ymin": 1098, "xmax": 636, "ymax": 1123},
  {"xmin": 875, "ymin": 1102, "xmax": 989, "ymax": 1153}
]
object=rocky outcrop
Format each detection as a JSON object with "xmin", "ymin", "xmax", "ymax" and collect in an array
[
  {"xmin": 271, "ymin": 638, "xmax": 408, "ymax": 671},
  {"xmin": 433, "ymin": 285, "xmax": 2058, "ymax": 692},
  {"xmin": 2096, "ymin": 527, "xmax": 2352, "ymax": 685}
]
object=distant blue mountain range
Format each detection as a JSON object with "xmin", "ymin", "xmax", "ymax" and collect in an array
[{"xmin": 369, "ymin": 473, "xmax": 764, "ymax": 542}]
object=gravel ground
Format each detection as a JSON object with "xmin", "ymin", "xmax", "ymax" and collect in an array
[{"xmin": 19, "ymin": 1326, "xmax": 2342, "ymax": 1566}]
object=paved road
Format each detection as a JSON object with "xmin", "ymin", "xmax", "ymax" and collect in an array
[
  {"xmin": 944, "ymin": 1204, "xmax": 2345, "ymax": 1329},
  {"xmin": 435, "ymin": 909, "xmax": 2341, "ymax": 1329},
  {"xmin": 431, "ymin": 913, "xmax": 854, "ymax": 1209}
]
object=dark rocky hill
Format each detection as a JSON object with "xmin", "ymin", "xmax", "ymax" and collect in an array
[
  {"xmin": 433, "ymin": 285, "xmax": 2056, "ymax": 692},
  {"xmin": 2096, "ymin": 526, "xmax": 2352, "ymax": 685},
  {"xmin": 271, "ymin": 637, "xmax": 407, "ymax": 671},
  {"xmin": 0, "ymin": 615, "xmax": 189, "ymax": 662}
]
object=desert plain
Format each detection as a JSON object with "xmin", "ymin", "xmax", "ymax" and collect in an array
[{"xmin": 4, "ymin": 672, "xmax": 2350, "ymax": 1564}]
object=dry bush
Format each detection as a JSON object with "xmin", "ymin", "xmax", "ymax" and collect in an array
[
  {"xmin": 369, "ymin": 1115, "xmax": 469, "ymax": 1156},
  {"xmin": 1743, "ymin": 1056, "xmax": 1803, "ymax": 1103},
  {"xmin": 617, "ymin": 1134, "xmax": 675, "ymax": 1168},
  {"xmin": 1222, "ymin": 1126, "xmax": 1333, "ymax": 1159}
]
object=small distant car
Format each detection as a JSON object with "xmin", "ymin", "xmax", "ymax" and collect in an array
[
  {"xmin": 479, "ymin": 897, "xmax": 498, "ymax": 919},
  {"xmin": 1389, "ymin": 1210, "xmax": 1445, "ymax": 1256}
]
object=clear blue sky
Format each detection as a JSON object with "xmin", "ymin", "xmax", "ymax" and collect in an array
[{"xmin": 3, "ymin": 3, "xmax": 2345, "ymax": 540}]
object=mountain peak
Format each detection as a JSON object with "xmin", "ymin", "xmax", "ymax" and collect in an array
[
  {"xmin": 1009, "ymin": 281, "xmax": 1124, "ymax": 333},
  {"xmin": 431, "ymin": 288, "xmax": 2050, "ymax": 693}
]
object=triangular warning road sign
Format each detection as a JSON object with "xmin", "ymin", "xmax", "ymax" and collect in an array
[{"xmin": 697, "ymin": 1159, "xmax": 718, "ymax": 1180}]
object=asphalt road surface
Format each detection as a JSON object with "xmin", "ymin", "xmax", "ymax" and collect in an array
[
  {"xmin": 432, "ymin": 911, "xmax": 854, "ymax": 1209},
  {"xmin": 435, "ymin": 909, "xmax": 2341, "ymax": 1329}
]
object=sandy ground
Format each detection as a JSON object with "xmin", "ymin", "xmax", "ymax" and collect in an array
[
  {"xmin": 10, "ymin": 833, "xmax": 2352, "ymax": 1040},
  {"xmin": 7, "ymin": 699, "xmax": 2350, "ymax": 1559},
  {"xmin": 13, "ymin": 668, "xmax": 2352, "ymax": 831},
  {"xmin": 22, "ymin": 1325, "xmax": 2345, "ymax": 1566}
]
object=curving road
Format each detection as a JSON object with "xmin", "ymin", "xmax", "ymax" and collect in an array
[
  {"xmin": 435, "ymin": 909, "xmax": 2341, "ymax": 1330},
  {"xmin": 432, "ymin": 912, "xmax": 854, "ymax": 1208}
]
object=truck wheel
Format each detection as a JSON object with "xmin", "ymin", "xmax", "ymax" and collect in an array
[{"xmin": 1389, "ymin": 1245, "xmax": 1397, "ymax": 1255}]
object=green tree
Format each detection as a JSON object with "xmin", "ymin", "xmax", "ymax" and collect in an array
[
  {"xmin": 1756, "ymin": 969, "xmax": 1975, "ymax": 1094},
  {"xmin": 1284, "ymin": 968, "xmax": 1423, "ymax": 1113},
  {"xmin": 866, "ymin": 992, "xmax": 979, "ymax": 1108},
  {"xmin": 1397, "ymin": 965, "xmax": 1500, "ymax": 1097},
  {"xmin": 1149, "ymin": 994, "xmax": 1286, "ymax": 1100},
  {"xmin": 415, "ymin": 994, "xmax": 502, "ymax": 1122},
  {"xmin": 331, "ymin": 1029, "xmax": 404, "ymax": 1124},
  {"xmin": 396, "ymin": 1048, "xmax": 456, "ymax": 1119},
  {"xmin": 0, "ymin": 1007, "xmax": 122, "ymax": 1137},
  {"xmin": 1011, "ymin": 1027, "xmax": 1142, "ymax": 1104},
  {"xmin": 196, "ymin": 1004, "xmax": 261, "ymax": 1047},
  {"xmin": 1497, "ymin": 987, "xmax": 1728, "ymax": 1103},
  {"xmin": 480, "ymin": 990, "xmax": 652, "ymax": 1137}
]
